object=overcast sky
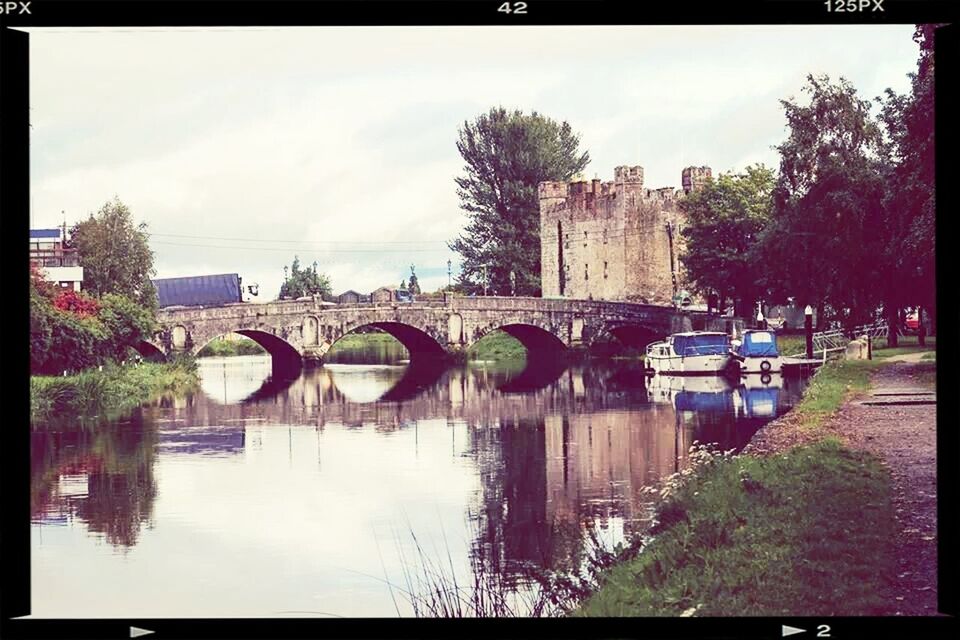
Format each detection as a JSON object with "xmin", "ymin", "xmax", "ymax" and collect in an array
[{"xmin": 27, "ymin": 25, "xmax": 919, "ymax": 299}]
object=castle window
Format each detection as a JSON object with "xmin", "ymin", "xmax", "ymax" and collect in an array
[
  {"xmin": 585, "ymin": 264, "xmax": 589, "ymax": 281},
  {"xmin": 603, "ymin": 229, "xmax": 607, "ymax": 245},
  {"xmin": 604, "ymin": 261, "xmax": 608, "ymax": 279},
  {"xmin": 583, "ymin": 231, "xmax": 588, "ymax": 247}
]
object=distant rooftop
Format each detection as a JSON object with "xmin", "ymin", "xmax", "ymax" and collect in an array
[{"xmin": 30, "ymin": 229, "xmax": 61, "ymax": 239}]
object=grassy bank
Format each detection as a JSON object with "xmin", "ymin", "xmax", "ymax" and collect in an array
[
  {"xmin": 328, "ymin": 331, "xmax": 405, "ymax": 351},
  {"xmin": 468, "ymin": 330, "xmax": 527, "ymax": 361},
  {"xmin": 197, "ymin": 335, "xmax": 266, "ymax": 357},
  {"xmin": 31, "ymin": 360, "xmax": 200, "ymax": 426},
  {"xmin": 575, "ymin": 439, "xmax": 894, "ymax": 616}
]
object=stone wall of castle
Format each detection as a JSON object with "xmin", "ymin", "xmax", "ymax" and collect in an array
[{"xmin": 539, "ymin": 165, "xmax": 710, "ymax": 305}]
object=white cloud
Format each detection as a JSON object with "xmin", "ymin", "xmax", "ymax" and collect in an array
[{"xmin": 27, "ymin": 25, "xmax": 919, "ymax": 298}]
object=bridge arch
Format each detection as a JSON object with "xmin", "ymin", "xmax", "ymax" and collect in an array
[
  {"xmin": 605, "ymin": 323, "xmax": 664, "ymax": 350},
  {"xmin": 135, "ymin": 340, "xmax": 166, "ymax": 361},
  {"xmin": 324, "ymin": 322, "xmax": 447, "ymax": 361},
  {"xmin": 195, "ymin": 330, "xmax": 303, "ymax": 378}
]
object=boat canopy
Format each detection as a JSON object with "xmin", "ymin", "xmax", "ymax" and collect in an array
[
  {"xmin": 737, "ymin": 330, "xmax": 779, "ymax": 357},
  {"xmin": 672, "ymin": 333, "xmax": 730, "ymax": 357}
]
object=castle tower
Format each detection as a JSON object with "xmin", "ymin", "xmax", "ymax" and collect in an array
[
  {"xmin": 681, "ymin": 166, "xmax": 712, "ymax": 194},
  {"xmin": 614, "ymin": 165, "xmax": 644, "ymax": 192}
]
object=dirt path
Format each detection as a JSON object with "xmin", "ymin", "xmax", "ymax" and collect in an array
[{"xmin": 829, "ymin": 361, "xmax": 938, "ymax": 616}]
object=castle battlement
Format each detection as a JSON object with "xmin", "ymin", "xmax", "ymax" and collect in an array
[{"xmin": 538, "ymin": 165, "xmax": 709, "ymax": 215}]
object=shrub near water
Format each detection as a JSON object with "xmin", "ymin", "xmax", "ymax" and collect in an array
[
  {"xmin": 31, "ymin": 361, "xmax": 199, "ymax": 426},
  {"xmin": 575, "ymin": 439, "xmax": 895, "ymax": 617}
]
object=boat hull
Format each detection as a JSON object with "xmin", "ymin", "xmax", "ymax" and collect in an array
[
  {"xmin": 737, "ymin": 356, "xmax": 784, "ymax": 374},
  {"xmin": 645, "ymin": 353, "xmax": 731, "ymax": 375}
]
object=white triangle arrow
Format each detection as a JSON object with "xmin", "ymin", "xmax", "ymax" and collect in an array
[
  {"xmin": 130, "ymin": 627, "xmax": 154, "ymax": 638},
  {"xmin": 782, "ymin": 625, "xmax": 806, "ymax": 637}
]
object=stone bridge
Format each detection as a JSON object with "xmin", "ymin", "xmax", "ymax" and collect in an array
[{"xmin": 146, "ymin": 295, "xmax": 743, "ymax": 376}]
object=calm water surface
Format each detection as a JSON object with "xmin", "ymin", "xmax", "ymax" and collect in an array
[{"xmin": 31, "ymin": 353, "xmax": 806, "ymax": 617}]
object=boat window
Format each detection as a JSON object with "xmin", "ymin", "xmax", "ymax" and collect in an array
[{"xmin": 673, "ymin": 334, "xmax": 729, "ymax": 356}]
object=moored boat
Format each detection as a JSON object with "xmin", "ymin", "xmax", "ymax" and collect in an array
[
  {"xmin": 644, "ymin": 331, "xmax": 732, "ymax": 375},
  {"xmin": 729, "ymin": 329, "xmax": 783, "ymax": 373}
]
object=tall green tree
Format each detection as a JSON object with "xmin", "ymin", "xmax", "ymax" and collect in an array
[
  {"xmin": 876, "ymin": 24, "xmax": 939, "ymax": 342},
  {"xmin": 449, "ymin": 107, "xmax": 590, "ymax": 296},
  {"xmin": 679, "ymin": 165, "xmax": 775, "ymax": 317},
  {"xmin": 760, "ymin": 74, "xmax": 887, "ymax": 329},
  {"xmin": 407, "ymin": 265, "xmax": 421, "ymax": 295},
  {"xmin": 70, "ymin": 197, "xmax": 157, "ymax": 309},
  {"xmin": 278, "ymin": 257, "xmax": 332, "ymax": 299}
]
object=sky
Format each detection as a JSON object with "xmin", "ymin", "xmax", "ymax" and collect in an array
[{"xmin": 26, "ymin": 25, "xmax": 920, "ymax": 300}]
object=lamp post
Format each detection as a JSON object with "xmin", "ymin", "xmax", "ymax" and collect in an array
[
  {"xmin": 804, "ymin": 305, "xmax": 814, "ymax": 359},
  {"xmin": 447, "ymin": 259, "xmax": 452, "ymax": 289},
  {"xmin": 756, "ymin": 301, "xmax": 765, "ymax": 330}
]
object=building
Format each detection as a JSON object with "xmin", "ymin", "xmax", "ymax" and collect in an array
[
  {"xmin": 539, "ymin": 165, "xmax": 711, "ymax": 305},
  {"xmin": 152, "ymin": 273, "xmax": 243, "ymax": 308},
  {"xmin": 29, "ymin": 228, "xmax": 84, "ymax": 291},
  {"xmin": 370, "ymin": 286, "xmax": 395, "ymax": 303},
  {"xmin": 337, "ymin": 290, "xmax": 366, "ymax": 304}
]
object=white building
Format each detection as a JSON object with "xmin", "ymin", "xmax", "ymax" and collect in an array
[{"xmin": 30, "ymin": 228, "xmax": 84, "ymax": 292}]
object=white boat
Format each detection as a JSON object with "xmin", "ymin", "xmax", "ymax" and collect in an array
[
  {"xmin": 644, "ymin": 331, "xmax": 732, "ymax": 375},
  {"xmin": 729, "ymin": 329, "xmax": 784, "ymax": 373},
  {"xmin": 646, "ymin": 372, "xmax": 732, "ymax": 406}
]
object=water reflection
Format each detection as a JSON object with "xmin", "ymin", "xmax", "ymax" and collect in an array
[{"xmin": 31, "ymin": 356, "xmax": 806, "ymax": 617}]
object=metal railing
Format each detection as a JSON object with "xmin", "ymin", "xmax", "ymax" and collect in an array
[{"xmin": 784, "ymin": 320, "xmax": 898, "ymax": 360}]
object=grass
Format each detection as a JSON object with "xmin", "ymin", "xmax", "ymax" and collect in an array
[
  {"xmin": 791, "ymin": 358, "xmax": 880, "ymax": 431},
  {"xmin": 776, "ymin": 335, "xmax": 807, "ymax": 357},
  {"xmin": 328, "ymin": 331, "xmax": 405, "ymax": 351},
  {"xmin": 31, "ymin": 359, "xmax": 200, "ymax": 426},
  {"xmin": 467, "ymin": 330, "xmax": 527, "ymax": 361},
  {"xmin": 574, "ymin": 439, "xmax": 895, "ymax": 617},
  {"xmin": 197, "ymin": 335, "xmax": 266, "ymax": 357}
]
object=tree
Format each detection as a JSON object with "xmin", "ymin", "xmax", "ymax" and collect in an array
[
  {"xmin": 679, "ymin": 165, "xmax": 775, "ymax": 317},
  {"xmin": 449, "ymin": 107, "xmax": 590, "ymax": 296},
  {"xmin": 876, "ymin": 24, "xmax": 939, "ymax": 342},
  {"xmin": 278, "ymin": 256, "xmax": 332, "ymax": 299},
  {"xmin": 70, "ymin": 197, "xmax": 157, "ymax": 309},
  {"xmin": 407, "ymin": 265, "xmax": 421, "ymax": 295},
  {"xmin": 760, "ymin": 74, "xmax": 887, "ymax": 329}
]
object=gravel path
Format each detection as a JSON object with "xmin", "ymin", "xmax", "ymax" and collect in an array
[
  {"xmin": 832, "ymin": 361, "xmax": 938, "ymax": 616},
  {"xmin": 744, "ymin": 359, "xmax": 938, "ymax": 616}
]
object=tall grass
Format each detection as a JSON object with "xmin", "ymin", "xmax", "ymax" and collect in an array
[{"xmin": 31, "ymin": 360, "xmax": 200, "ymax": 426}]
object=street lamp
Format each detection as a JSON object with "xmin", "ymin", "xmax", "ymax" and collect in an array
[{"xmin": 447, "ymin": 259, "xmax": 452, "ymax": 288}]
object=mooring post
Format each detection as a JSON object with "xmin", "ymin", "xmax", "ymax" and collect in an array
[
  {"xmin": 867, "ymin": 334, "xmax": 873, "ymax": 360},
  {"xmin": 804, "ymin": 305, "xmax": 814, "ymax": 360}
]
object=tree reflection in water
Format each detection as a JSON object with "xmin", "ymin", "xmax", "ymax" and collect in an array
[{"xmin": 32, "ymin": 409, "xmax": 158, "ymax": 549}]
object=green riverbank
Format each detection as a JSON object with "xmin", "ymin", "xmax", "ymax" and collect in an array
[
  {"xmin": 575, "ymin": 353, "xmax": 935, "ymax": 617},
  {"xmin": 31, "ymin": 360, "xmax": 201, "ymax": 426},
  {"xmin": 197, "ymin": 335, "xmax": 266, "ymax": 357}
]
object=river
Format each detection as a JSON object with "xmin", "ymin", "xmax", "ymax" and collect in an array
[{"xmin": 30, "ymin": 353, "xmax": 806, "ymax": 618}]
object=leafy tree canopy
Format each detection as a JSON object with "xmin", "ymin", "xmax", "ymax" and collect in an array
[
  {"xmin": 449, "ymin": 107, "xmax": 590, "ymax": 296},
  {"xmin": 679, "ymin": 164, "xmax": 775, "ymax": 317},
  {"xmin": 70, "ymin": 197, "xmax": 157, "ymax": 310},
  {"xmin": 279, "ymin": 257, "xmax": 332, "ymax": 299},
  {"xmin": 761, "ymin": 74, "xmax": 888, "ymax": 328}
]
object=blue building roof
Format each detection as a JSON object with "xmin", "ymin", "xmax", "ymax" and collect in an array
[
  {"xmin": 152, "ymin": 273, "xmax": 241, "ymax": 308},
  {"xmin": 30, "ymin": 229, "xmax": 61, "ymax": 239}
]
